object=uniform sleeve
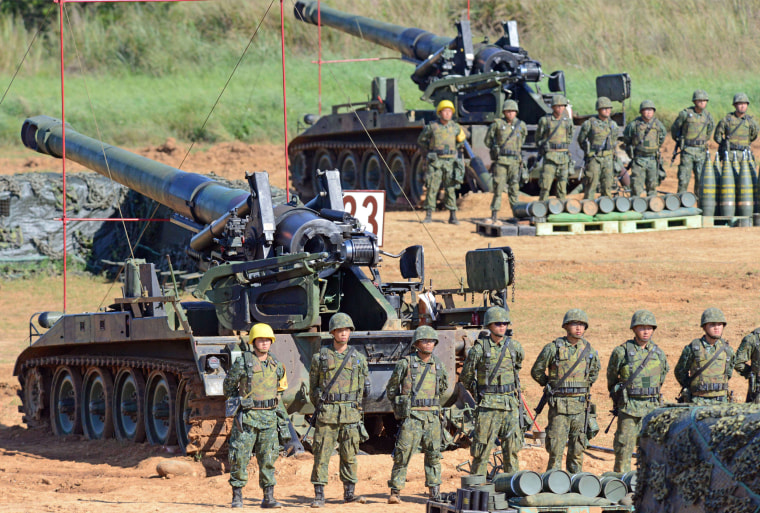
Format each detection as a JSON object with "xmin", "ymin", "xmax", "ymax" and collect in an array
[
  {"xmin": 749, "ymin": 115, "xmax": 759, "ymax": 142},
  {"xmin": 725, "ymin": 345, "xmax": 735, "ymax": 379},
  {"xmin": 513, "ymin": 340, "xmax": 525, "ymax": 371},
  {"xmin": 223, "ymin": 356, "xmax": 244, "ymax": 398},
  {"xmin": 706, "ymin": 112, "xmax": 716, "ymax": 141},
  {"xmin": 484, "ymin": 121, "xmax": 498, "ymax": 149},
  {"xmin": 658, "ymin": 349, "xmax": 670, "ymax": 387},
  {"xmin": 606, "ymin": 346, "xmax": 625, "ymax": 393},
  {"xmin": 670, "ymin": 110, "xmax": 686, "ymax": 140},
  {"xmin": 734, "ymin": 334, "xmax": 754, "ymax": 376},
  {"xmin": 673, "ymin": 345, "xmax": 693, "ymax": 388},
  {"xmin": 588, "ymin": 349, "xmax": 601, "ymax": 386},
  {"xmin": 417, "ymin": 125, "xmax": 431, "ymax": 151},
  {"xmin": 577, "ymin": 120, "xmax": 591, "ymax": 150},
  {"xmin": 359, "ymin": 355, "xmax": 370, "ymax": 401},
  {"xmin": 714, "ymin": 116, "xmax": 726, "ymax": 144},
  {"xmin": 622, "ymin": 122, "xmax": 634, "ymax": 156},
  {"xmin": 438, "ymin": 363, "xmax": 450, "ymax": 397},
  {"xmin": 386, "ymin": 358, "xmax": 406, "ymax": 402},
  {"xmin": 460, "ymin": 344, "xmax": 481, "ymax": 394},
  {"xmin": 530, "ymin": 343, "xmax": 554, "ymax": 386},
  {"xmin": 656, "ymin": 120, "xmax": 667, "ymax": 147},
  {"xmin": 309, "ymin": 353, "xmax": 321, "ymax": 406},
  {"xmin": 518, "ymin": 121, "xmax": 528, "ymax": 147},
  {"xmin": 535, "ymin": 117, "xmax": 547, "ymax": 146}
]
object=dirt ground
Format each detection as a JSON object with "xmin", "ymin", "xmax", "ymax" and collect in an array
[{"xmin": 1, "ymin": 139, "xmax": 760, "ymax": 511}]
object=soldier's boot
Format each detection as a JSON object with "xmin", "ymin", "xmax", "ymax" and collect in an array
[
  {"xmin": 310, "ymin": 485, "xmax": 325, "ymax": 508},
  {"xmin": 429, "ymin": 486, "xmax": 440, "ymax": 501},
  {"xmin": 231, "ymin": 487, "xmax": 243, "ymax": 508},
  {"xmin": 421, "ymin": 210, "xmax": 433, "ymax": 223},
  {"xmin": 343, "ymin": 482, "xmax": 366, "ymax": 504},
  {"xmin": 261, "ymin": 486, "xmax": 282, "ymax": 509},
  {"xmin": 387, "ymin": 489, "xmax": 402, "ymax": 504},
  {"xmin": 448, "ymin": 210, "xmax": 459, "ymax": 225}
]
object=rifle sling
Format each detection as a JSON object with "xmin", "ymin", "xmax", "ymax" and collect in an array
[
  {"xmin": 552, "ymin": 341, "xmax": 591, "ymax": 391},
  {"xmin": 688, "ymin": 341, "xmax": 727, "ymax": 387},
  {"xmin": 621, "ymin": 344, "xmax": 657, "ymax": 392}
]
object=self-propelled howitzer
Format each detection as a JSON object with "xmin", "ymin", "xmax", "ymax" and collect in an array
[{"xmin": 16, "ymin": 115, "xmax": 515, "ymax": 455}]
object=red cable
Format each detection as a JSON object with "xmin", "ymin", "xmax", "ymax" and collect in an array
[
  {"xmin": 318, "ymin": 0, "xmax": 322, "ymax": 116},
  {"xmin": 58, "ymin": 1, "xmax": 67, "ymax": 313},
  {"xmin": 280, "ymin": 0, "xmax": 290, "ymax": 202}
]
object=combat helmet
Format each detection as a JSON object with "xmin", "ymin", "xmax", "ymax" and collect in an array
[
  {"xmin": 639, "ymin": 100, "xmax": 656, "ymax": 112},
  {"xmin": 733, "ymin": 93, "xmax": 750, "ymax": 105},
  {"xmin": 249, "ymin": 323, "xmax": 276, "ymax": 343},
  {"xmin": 328, "ymin": 312, "xmax": 355, "ymax": 332},
  {"xmin": 700, "ymin": 307, "xmax": 727, "ymax": 326},
  {"xmin": 551, "ymin": 95, "xmax": 568, "ymax": 107},
  {"xmin": 436, "ymin": 99, "xmax": 456, "ymax": 115},
  {"xmin": 503, "ymin": 99, "xmax": 519, "ymax": 113},
  {"xmin": 692, "ymin": 89, "xmax": 709, "ymax": 102},
  {"xmin": 562, "ymin": 309, "xmax": 589, "ymax": 328},
  {"xmin": 595, "ymin": 97, "xmax": 613, "ymax": 110},
  {"xmin": 484, "ymin": 306, "xmax": 510, "ymax": 326},
  {"xmin": 413, "ymin": 325, "xmax": 439, "ymax": 346},
  {"xmin": 630, "ymin": 309, "xmax": 657, "ymax": 329}
]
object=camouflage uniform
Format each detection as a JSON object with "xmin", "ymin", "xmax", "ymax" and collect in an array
[
  {"xmin": 536, "ymin": 112, "xmax": 574, "ymax": 201},
  {"xmin": 460, "ymin": 332, "xmax": 525, "ymax": 475},
  {"xmin": 309, "ymin": 345, "xmax": 369, "ymax": 486},
  {"xmin": 531, "ymin": 337, "xmax": 600, "ymax": 473},
  {"xmin": 224, "ymin": 345, "xmax": 287, "ymax": 490},
  {"xmin": 386, "ymin": 352, "xmax": 449, "ymax": 492},
  {"xmin": 671, "ymin": 106, "xmax": 714, "ymax": 200},
  {"xmin": 674, "ymin": 337, "xmax": 735, "ymax": 405},
  {"xmin": 606, "ymin": 340, "xmax": 669, "ymax": 472},
  {"xmin": 577, "ymin": 115, "xmax": 618, "ymax": 198},
  {"xmin": 417, "ymin": 120, "xmax": 465, "ymax": 212},
  {"xmin": 484, "ymin": 115, "xmax": 527, "ymax": 210},
  {"xmin": 714, "ymin": 110, "xmax": 759, "ymax": 163},
  {"xmin": 734, "ymin": 328, "xmax": 760, "ymax": 403},
  {"xmin": 623, "ymin": 114, "xmax": 667, "ymax": 196}
]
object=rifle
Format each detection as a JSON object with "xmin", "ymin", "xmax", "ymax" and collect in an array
[
  {"xmin": 534, "ymin": 384, "xmax": 551, "ymax": 416},
  {"xmin": 604, "ymin": 405, "xmax": 618, "ymax": 434},
  {"xmin": 583, "ymin": 393, "xmax": 592, "ymax": 438},
  {"xmin": 671, "ymin": 137, "xmax": 683, "ymax": 165},
  {"xmin": 656, "ymin": 152, "xmax": 667, "ymax": 184},
  {"xmin": 747, "ymin": 371, "xmax": 757, "ymax": 403}
]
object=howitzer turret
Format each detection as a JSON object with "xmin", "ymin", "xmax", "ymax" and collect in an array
[{"xmin": 16, "ymin": 115, "xmax": 516, "ymax": 456}]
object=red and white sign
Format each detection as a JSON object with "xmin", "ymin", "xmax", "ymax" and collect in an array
[{"xmin": 343, "ymin": 190, "xmax": 386, "ymax": 246}]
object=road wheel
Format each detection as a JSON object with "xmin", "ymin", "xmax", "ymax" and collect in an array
[
  {"xmin": 113, "ymin": 368, "xmax": 146, "ymax": 442},
  {"xmin": 385, "ymin": 150, "xmax": 410, "ymax": 205},
  {"xmin": 50, "ymin": 366, "xmax": 83, "ymax": 436},
  {"xmin": 410, "ymin": 150, "xmax": 426, "ymax": 207},
  {"xmin": 144, "ymin": 370, "xmax": 178, "ymax": 446},
  {"xmin": 337, "ymin": 150, "xmax": 360, "ymax": 190},
  {"xmin": 81, "ymin": 367, "xmax": 114, "ymax": 440},
  {"xmin": 360, "ymin": 151, "xmax": 384, "ymax": 190},
  {"xmin": 20, "ymin": 367, "xmax": 48, "ymax": 427},
  {"xmin": 175, "ymin": 379, "xmax": 196, "ymax": 454}
]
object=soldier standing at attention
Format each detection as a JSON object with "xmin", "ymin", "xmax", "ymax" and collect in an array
[
  {"xmin": 606, "ymin": 310, "xmax": 669, "ymax": 473},
  {"xmin": 536, "ymin": 95, "xmax": 574, "ymax": 201},
  {"xmin": 224, "ymin": 323, "xmax": 288, "ymax": 509},
  {"xmin": 577, "ymin": 97, "xmax": 618, "ymax": 199},
  {"xmin": 386, "ymin": 326, "xmax": 449, "ymax": 504},
  {"xmin": 670, "ymin": 90, "xmax": 714, "ymax": 201},
  {"xmin": 623, "ymin": 101, "xmax": 667, "ymax": 196},
  {"xmin": 460, "ymin": 306, "xmax": 525, "ymax": 475},
  {"xmin": 531, "ymin": 309, "xmax": 600, "ymax": 474},
  {"xmin": 309, "ymin": 313, "xmax": 370, "ymax": 508},
  {"xmin": 483, "ymin": 99, "xmax": 527, "ymax": 222},
  {"xmin": 418, "ymin": 99, "xmax": 467, "ymax": 225},
  {"xmin": 734, "ymin": 326, "xmax": 760, "ymax": 403},
  {"xmin": 714, "ymin": 93, "xmax": 759, "ymax": 163},
  {"xmin": 674, "ymin": 308, "xmax": 735, "ymax": 405}
]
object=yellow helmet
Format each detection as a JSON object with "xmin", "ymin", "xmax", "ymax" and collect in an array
[
  {"xmin": 436, "ymin": 99, "xmax": 456, "ymax": 115},
  {"xmin": 249, "ymin": 323, "xmax": 275, "ymax": 343}
]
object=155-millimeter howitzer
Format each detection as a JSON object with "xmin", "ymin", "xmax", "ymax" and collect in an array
[
  {"xmin": 15, "ymin": 115, "xmax": 515, "ymax": 456},
  {"xmin": 289, "ymin": 1, "xmax": 631, "ymax": 204}
]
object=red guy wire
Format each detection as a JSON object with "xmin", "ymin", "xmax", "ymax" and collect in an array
[{"xmin": 280, "ymin": 0, "xmax": 290, "ymax": 201}]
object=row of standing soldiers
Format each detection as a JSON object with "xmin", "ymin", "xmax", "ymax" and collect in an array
[
  {"xmin": 417, "ymin": 92, "xmax": 759, "ymax": 224},
  {"xmin": 222, "ymin": 306, "xmax": 760, "ymax": 508}
]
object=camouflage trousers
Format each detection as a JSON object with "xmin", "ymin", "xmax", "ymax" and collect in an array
[
  {"xmin": 388, "ymin": 412, "xmax": 442, "ymax": 491},
  {"xmin": 544, "ymin": 407, "xmax": 587, "ymax": 474},
  {"xmin": 490, "ymin": 158, "xmax": 521, "ymax": 212},
  {"xmin": 539, "ymin": 152, "xmax": 571, "ymax": 201},
  {"xmin": 613, "ymin": 411, "xmax": 643, "ymax": 473},
  {"xmin": 677, "ymin": 148, "xmax": 707, "ymax": 200},
  {"xmin": 630, "ymin": 156, "xmax": 659, "ymax": 196},
  {"xmin": 228, "ymin": 420, "xmax": 279, "ymax": 489},
  {"xmin": 310, "ymin": 420, "xmax": 361, "ymax": 485},
  {"xmin": 423, "ymin": 158, "xmax": 460, "ymax": 212},
  {"xmin": 470, "ymin": 407, "xmax": 521, "ymax": 476},
  {"xmin": 583, "ymin": 154, "xmax": 614, "ymax": 199}
]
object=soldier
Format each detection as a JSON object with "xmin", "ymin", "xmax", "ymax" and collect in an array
[
  {"xmin": 734, "ymin": 326, "xmax": 760, "ymax": 403},
  {"xmin": 714, "ymin": 92, "xmax": 759, "ymax": 163},
  {"xmin": 386, "ymin": 325, "xmax": 449, "ymax": 504},
  {"xmin": 606, "ymin": 310, "xmax": 669, "ymax": 473},
  {"xmin": 309, "ymin": 313, "xmax": 370, "ymax": 508},
  {"xmin": 460, "ymin": 306, "xmax": 525, "ymax": 475},
  {"xmin": 577, "ymin": 97, "xmax": 618, "ymax": 198},
  {"xmin": 536, "ymin": 95, "xmax": 574, "ymax": 201},
  {"xmin": 670, "ymin": 90, "xmax": 715, "ymax": 201},
  {"xmin": 531, "ymin": 309, "xmax": 600, "ymax": 474},
  {"xmin": 224, "ymin": 323, "xmax": 288, "ymax": 509},
  {"xmin": 417, "ymin": 99, "xmax": 467, "ymax": 225},
  {"xmin": 622, "ymin": 100, "xmax": 667, "ymax": 196},
  {"xmin": 483, "ymin": 99, "xmax": 527, "ymax": 222},
  {"xmin": 674, "ymin": 308, "xmax": 735, "ymax": 405}
]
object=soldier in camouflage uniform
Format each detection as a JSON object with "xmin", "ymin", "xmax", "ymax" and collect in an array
[
  {"xmin": 531, "ymin": 309, "xmax": 600, "ymax": 474},
  {"xmin": 536, "ymin": 95, "xmax": 574, "ymax": 201},
  {"xmin": 386, "ymin": 325, "xmax": 449, "ymax": 504},
  {"xmin": 674, "ymin": 308, "xmax": 735, "ymax": 405},
  {"xmin": 623, "ymin": 101, "xmax": 667, "ymax": 196},
  {"xmin": 224, "ymin": 323, "xmax": 288, "ymax": 509},
  {"xmin": 577, "ymin": 97, "xmax": 618, "ymax": 198},
  {"xmin": 309, "ymin": 313, "xmax": 370, "ymax": 508},
  {"xmin": 714, "ymin": 93, "xmax": 759, "ymax": 164},
  {"xmin": 418, "ymin": 99, "xmax": 467, "ymax": 225},
  {"xmin": 460, "ymin": 306, "xmax": 524, "ymax": 475},
  {"xmin": 606, "ymin": 310, "xmax": 669, "ymax": 473},
  {"xmin": 483, "ymin": 100, "xmax": 527, "ymax": 222},
  {"xmin": 670, "ymin": 90, "xmax": 715, "ymax": 201},
  {"xmin": 734, "ymin": 326, "xmax": 760, "ymax": 403}
]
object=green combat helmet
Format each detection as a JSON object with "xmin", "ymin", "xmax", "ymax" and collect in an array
[
  {"xmin": 630, "ymin": 309, "xmax": 657, "ymax": 329},
  {"xmin": 328, "ymin": 312, "xmax": 355, "ymax": 332},
  {"xmin": 551, "ymin": 95, "xmax": 568, "ymax": 107},
  {"xmin": 639, "ymin": 100, "xmax": 656, "ymax": 112},
  {"xmin": 503, "ymin": 99, "xmax": 519, "ymax": 112},
  {"xmin": 562, "ymin": 308, "xmax": 589, "ymax": 328},
  {"xmin": 733, "ymin": 93, "xmax": 750, "ymax": 105},
  {"xmin": 413, "ymin": 325, "xmax": 439, "ymax": 345},
  {"xmin": 484, "ymin": 306, "xmax": 510, "ymax": 326},
  {"xmin": 692, "ymin": 89, "xmax": 709, "ymax": 102},
  {"xmin": 595, "ymin": 97, "xmax": 613, "ymax": 110},
  {"xmin": 700, "ymin": 307, "xmax": 727, "ymax": 326}
]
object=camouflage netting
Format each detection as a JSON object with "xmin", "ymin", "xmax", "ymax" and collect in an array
[
  {"xmin": 635, "ymin": 404, "xmax": 760, "ymax": 513},
  {"xmin": 0, "ymin": 171, "xmax": 285, "ymax": 276}
]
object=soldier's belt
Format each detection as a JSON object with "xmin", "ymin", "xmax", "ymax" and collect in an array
[
  {"xmin": 434, "ymin": 150, "xmax": 456, "ymax": 156},
  {"xmin": 478, "ymin": 383, "xmax": 516, "ymax": 394},
  {"xmin": 552, "ymin": 386, "xmax": 589, "ymax": 396},
  {"xmin": 634, "ymin": 150, "xmax": 658, "ymax": 157},
  {"xmin": 499, "ymin": 150, "xmax": 520, "ymax": 157},
  {"xmin": 241, "ymin": 397, "xmax": 278, "ymax": 410},
  {"xmin": 323, "ymin": 392, "xmax": 360, "ymax": 403},
  {"xmin": 684, "ymin": 139, "xmax": 707, "ymax": 147},
  {"xmin": 627, "ymin": 386, "xmax": 660, "ymax": 397},
  {"xmin": 548, "ymin": 143, "xmax": 570, "ymax": 150},
  {"xmin": 693, "ymin": 382, "xmax": 728, "ymax": 393},
  {"xmin": 411, "ymin": 398, "xmax": 440, "ymax": 407},
  {"xmin": 728, "ymin": 143, "xmax": 750, "ymax": 151}
]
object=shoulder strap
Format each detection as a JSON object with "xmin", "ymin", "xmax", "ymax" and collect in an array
[
  {"xmin": 499, "ymin": 121, "xmax": 520, "ymax": 147},
  {"xmin": 487, "ymin": 338, "xmax": 511, "ymax": 385},
  {"xmin": 621, "ymin": 343, "xmax": 657, "ymax": 390},
  {"xmin": 728, "ymin": 116, "xmax": 747, "ymax": 138},
  {"xmin": 688, "ymin": 340, "xmax": 727, "ymax": 385},
  {"xmin": 321, "ymin": 346, "xmax": 357, "ymax": 395},
  {"xmin": 545, "ymin": 115, "xmax": 564, "ymax": 142},
  {"xmin": 412, "ymin": 359, "xmax": 431, "ymax": 399},
  {"xmin": 553, "ymin": 341, "xmax": 591, "ymax": 389}
]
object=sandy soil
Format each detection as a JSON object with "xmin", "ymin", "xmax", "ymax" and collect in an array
[{"xmin": 2, "ymin": 139, "xmax": 760, "ymax": 511}]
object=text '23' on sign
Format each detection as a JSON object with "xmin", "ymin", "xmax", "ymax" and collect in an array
[{"xmin": 343, "ymin": 190, "xmax": 385, "ymax": 246}]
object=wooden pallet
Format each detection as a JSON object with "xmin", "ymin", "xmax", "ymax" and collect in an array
[
  {"xmin": 535, "ymin": 220, "xmax": 619, "ymax": 236},
  {"xmin": 618, "ymin": 215, "xmax": 702, "ymax": 233},
  {"xmin": 702, "ymin": 216, "xmax": 753, "ymax": 228}
]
